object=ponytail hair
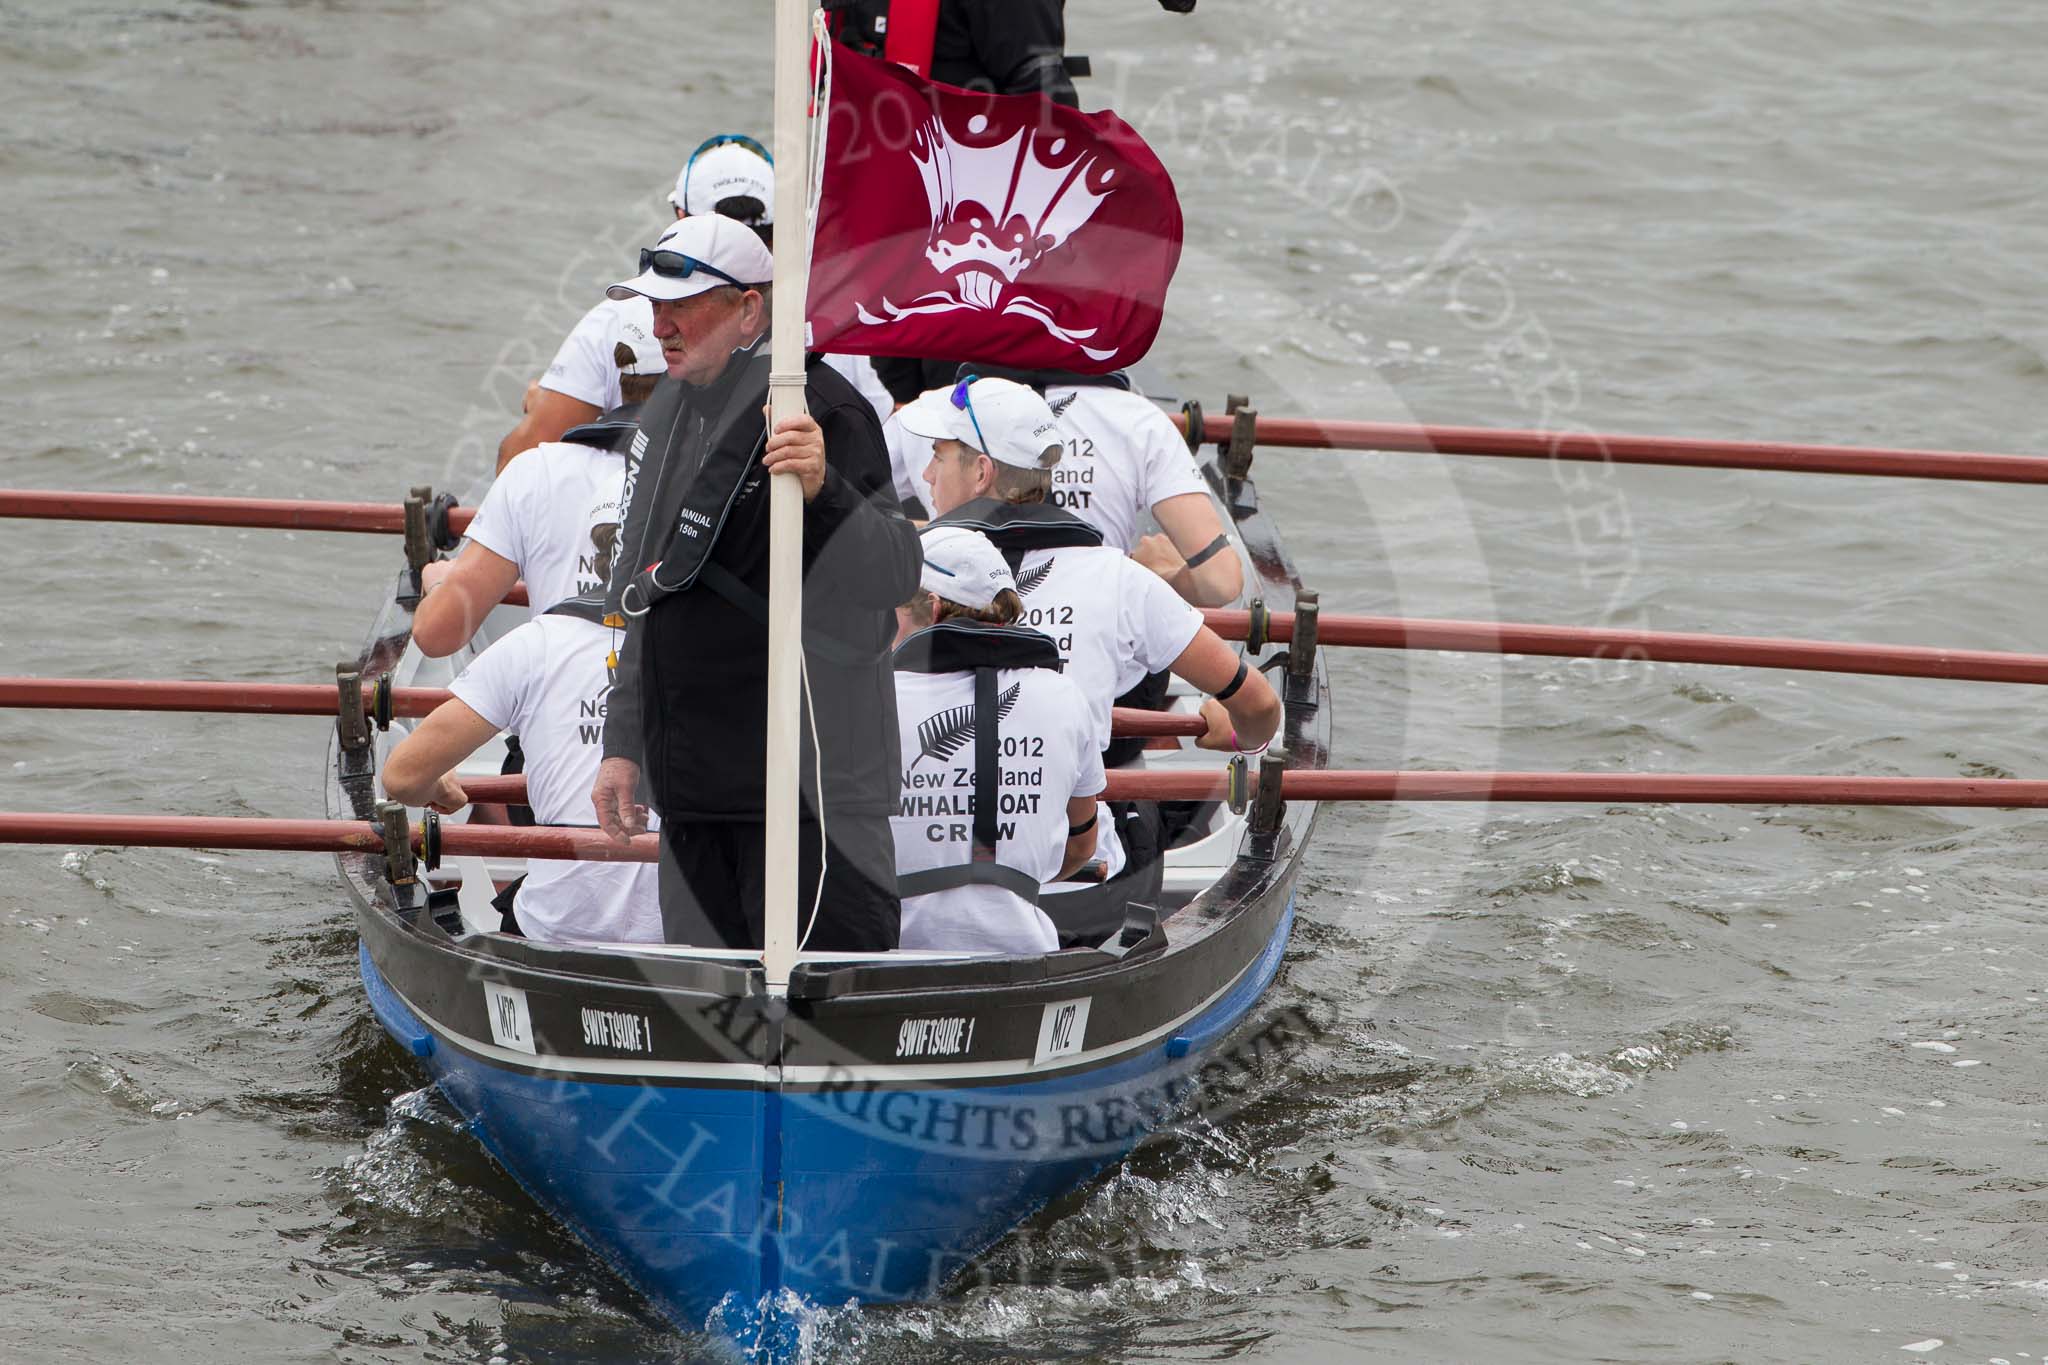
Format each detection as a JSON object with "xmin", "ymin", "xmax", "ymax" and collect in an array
[{"xmin": 933, "ymin": 587, "xmax": 1023, "ymax": 627}]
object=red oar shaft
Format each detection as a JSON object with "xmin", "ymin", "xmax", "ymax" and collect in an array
[
  {"xmin": 0, "ymin": 489, "xmax": 474, "ymax": 536},
  {"xmin": 1204, "ymin": 610, "xmax": 2048, "ymax": 686},
  {"xmin": 0, "ymin": 678, "xmax": 1203, "ymax": 736},
  {"xmin": 0, "ymin": 678, "xmax": 444, "ymax": 718},
  {"xmin": 7, "ymin": 770, "xmax": 2044, "ymax": 861},
  {"xmin": 0, "ymin": 811, "xmax": 658, "ymax": 860},
  {"xmin": 458, "ymin": 770, "xmax": 2048, "ymax": 809},
  {"xmin": 1182, "ymin": 415, "xmax": 2048, "ymax": 485}
]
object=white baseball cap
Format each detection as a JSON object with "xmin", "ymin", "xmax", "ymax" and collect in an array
[
  {"xmin": 607, "ymin": 298, "xmax": 666, "ymax": 375},
  {"xmin": 671, "ymin": 136, "xmax": 775, "ymax": 224},
  {"xmin": 898, "ymin": 376, "xmax": 1064, "ymax": 470},
  {"xmin": 919, "ymin": 526, "xmax": 1016, "ymax": 611},
  {"xmin": 606, "ymin": 215, "xmax": 773, "ymax": 304}
]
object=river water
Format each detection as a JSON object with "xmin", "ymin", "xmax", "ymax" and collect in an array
[{"xmin": 5, "ymin": 1, "xmax": 2047, "ymax": 1361}]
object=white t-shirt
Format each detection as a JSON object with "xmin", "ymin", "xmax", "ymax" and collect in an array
[
  {"xmin": 887, "ymin": 385, "xmax": 1209, "ymax": 549},
  {"xmin": 822, "ymin": 353, "xmax": 895, "ymax": 431},
  {"xmin": 891, "ymin": 663, "xmax": 1105, "ymax": 955},
  {"xmin": 1011, "ymin": 544, "xmax": 1204, "ymax": 753},
  {"xmin": 541, "ymin": 297, "xmax": 656, "ymax": 414},
  {"xmin": 463, "ymin": 441, "xmax": 625, "ymax": 612},
  {"xmin": 1008, "ymin": 543, "xmax": 1201, "ymax": 888},
  {"xmin": 450, "ymin": 615, "xmax": 662, "ymax": 945}
]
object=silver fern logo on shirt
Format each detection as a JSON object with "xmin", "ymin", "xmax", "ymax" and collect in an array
[{"xmin": 909, "ymin": 682, "xmax": 1021, "ymax": 770}]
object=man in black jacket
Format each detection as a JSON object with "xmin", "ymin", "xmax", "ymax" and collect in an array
[
  {"xmin": 591, "ymin": 215, "xmax": 922, "ymax": 952},
  {"xmin": 827, "ymin": 0, "xmax": 1079, "ymax": 107}
]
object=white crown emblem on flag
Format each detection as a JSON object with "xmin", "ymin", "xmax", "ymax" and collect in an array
[{"xmin": 855, "ymin": 112, "xmax": 1121, "ymax": 361}]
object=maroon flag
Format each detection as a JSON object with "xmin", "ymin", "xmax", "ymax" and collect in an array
[{"xmin": 806, "ymin": 46, "xmax": 1184, "ymax": 374}]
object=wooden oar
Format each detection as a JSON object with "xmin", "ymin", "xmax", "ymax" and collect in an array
[
  {"xmin": 7, "ymin": 768, "xmax": 2047, "ymax": 864},
  {"xmin": 1199, "ymin": 610, "xmax": 2048, "ymax": 685},
  {"xmin": 0, "ymin": 487, "xmax": 475, "ymax": 536},
  {"xmin": 460, "ymin": 770, "xmax": 2048, "ymax": 811},
  {"xmin": 1177, "ymin": 413, "xmax": 2048, "ymax": 485},
  {"xmin": 0, "ymin": 811, "xmax": 654, "ymax": 861},
  {"xmin": 0, "ymin": 677, "xmax": 1207, "ymax": 737}
]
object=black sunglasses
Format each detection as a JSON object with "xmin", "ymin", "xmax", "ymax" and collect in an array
[{"xmin": 637, "ymin": 247, "xmax": 750, "ymax": 290}]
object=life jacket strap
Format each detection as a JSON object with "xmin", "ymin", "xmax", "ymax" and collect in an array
[
  {"xmin": 897, "ymin": 861, "xmax": 1042, "ymax": 906},
  {"xmin": 896, "ymin": 664, "xmax": 1041, "ymax": 905},
  {"xmin": 972, "ymin": 665, "xmax": 999, "ymax": 859}
]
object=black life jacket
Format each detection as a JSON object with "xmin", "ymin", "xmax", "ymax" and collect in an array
[
  {"xmin": 542, "ymin": 592, "xmax": 614, "ymax": 626},
  {"xmin": 892, "ymin": 619, "xmax": 1063, "ymax": 904},
  {"xmin": 558, "ymin": 402, "xmax": 644, "ymax": 456},
  {"xmin": 929, "ymin": 497, "xmax": 1102, "ymax": 577},
  {"xmin": 609, "ymin": 342, "xmax": 772, "ymax": 620},
  {"xmin": 953, "ymin": 362, "xmax": 1132, "ymax": 396}
]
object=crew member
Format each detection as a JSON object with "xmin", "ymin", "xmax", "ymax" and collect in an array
[
  {"xmin": 905, "ymin": 375, "xmax": 1280, "ymax": 943},
  {"xmin": 381, "ymin": 592, "xmax": 662, "ymax": 945},
  {"xmin": 591, "ymin": 214, "xmax": 921, "ymax": 952},
  {"xmin": 415, "ymin": 333, "xmax": 667, "ymax": 657},
  {"xmin": 826, "ymin": 0, "xmax": 1078, "ymax": 108},
  {"xmin": 890, "ymin": 526, "xmax": 1102, "ymax": 954},
  {"xmin": 496, "ymin": 135, "xmax": 780, "ymax": 470},
  {"xmin": 888, "ymin": 364, "xmax": 1244, "ymax": 606}
]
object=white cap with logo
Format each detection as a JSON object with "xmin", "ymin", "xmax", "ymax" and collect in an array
[
  {"xmin": 897, "ymin": 376, "xmax": 1064, "ymax": 470},
  {"xmin": 919, "ymin": 525, "xmax": 1017, "ymax": 611},
  {"xmin": 606, "ymin": 215, "xmax": 774, "ymax": 304},
  {"xmin": 607, "ymin": 298, "xmax": 666, "ymax": 375},
  {"xmin": 671, "ymin": 138, "xmax": 775, "ymax": 224}
]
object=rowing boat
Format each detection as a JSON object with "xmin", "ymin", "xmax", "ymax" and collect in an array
[{"xmin": 331, "ymin": 425, "xmax": 1329, "ymax": 1331}]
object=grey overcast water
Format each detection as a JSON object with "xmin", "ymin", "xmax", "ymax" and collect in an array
[{"xmin": 5, "ymin": 1, "xmax": 2048, "ymax": 1361}]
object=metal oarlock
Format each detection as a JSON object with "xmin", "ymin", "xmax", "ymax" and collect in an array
[
  {"xmin": 335, "ymin": 662, "xmax": 372, "ymax": 777},
  {"xmin": 426, "ymin": 493, "xmax": 462, "ymax": 552},
  {"xmin": 1284, "ymin": 588, "xmax": 1321, "ymax": 710},
  {"xmin": 376, "ymin": 800, "xmax": 416, "ymax": 887},
  {"xmin": 1244, "ymin": 597, "xmax": 1272, "ymax": 653}
]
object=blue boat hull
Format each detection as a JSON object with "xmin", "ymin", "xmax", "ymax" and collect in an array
[{"xmin": 358, "ymin": 896, "xmax": 1295, "ymax": 1325}]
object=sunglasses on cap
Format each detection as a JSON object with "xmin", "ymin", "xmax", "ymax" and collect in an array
[
  {"xmin": 637, "ymin": 247, "xmax": 750, "ymax": 290},
  {"xmin": 949, "ymin": 374, "xmax": 991, "ymax": 457},
  {"xmin": 684, "ymin": 133, "xmax": 773, "ymax": 181}
]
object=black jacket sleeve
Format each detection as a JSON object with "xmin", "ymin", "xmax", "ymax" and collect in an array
[
  {"xmin": 802, "ymin": 389, "xmax": 922, "ymax": 610},
  {"xmin": 962, "ymin": 0, "xmax": 1078, "ymax": 106}
]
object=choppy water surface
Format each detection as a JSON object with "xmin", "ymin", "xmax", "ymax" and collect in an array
[{"xmin": 5, "ymin": 1, "xmax": 2048, "ymax": 1361}]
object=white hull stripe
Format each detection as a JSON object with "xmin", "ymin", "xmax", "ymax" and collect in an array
[{"xmin": 378, "ymin": 940, "xmax": 1268, "ymax": 1086}]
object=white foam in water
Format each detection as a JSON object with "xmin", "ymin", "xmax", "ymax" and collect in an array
[
  {"xmin": 1690, "ymin": 1291, "xmax": 1714, "ymax": 1301},
  {"xmin": 1912, "ymin": 1042, "xmax": 1957, "ymax": 1053},
  {"xmin": 1899, "ymin": 1340, "xmax": 1943, "ymax": 1353}
]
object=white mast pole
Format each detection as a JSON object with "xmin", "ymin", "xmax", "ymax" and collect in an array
[{"xmin": 762, "ymin": 0, "xmax": 811, "ymax": 994}]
